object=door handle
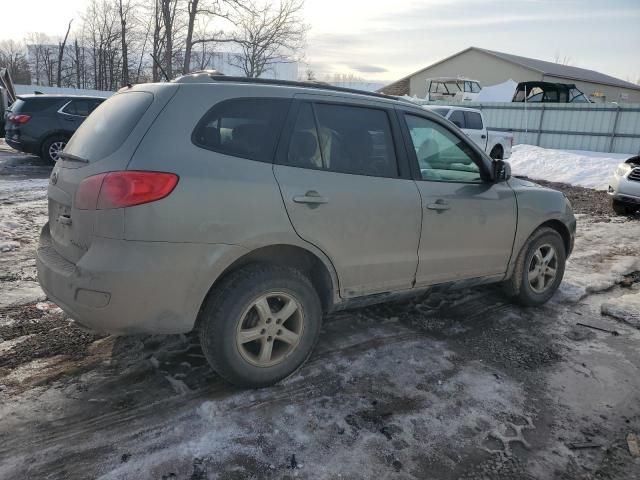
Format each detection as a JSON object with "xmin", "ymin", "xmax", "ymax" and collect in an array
[
  {"xmin": 293, "ymin": 191, "xmax": 329, "ymax": 205},
  {"xmin": 426, "ymin": 200, "xmax": 450, "ymax": 212}
]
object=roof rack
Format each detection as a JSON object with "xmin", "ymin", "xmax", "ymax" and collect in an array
[{"xmin": 174, "ymin": 72, "xmax": 399, "ymax": 101}]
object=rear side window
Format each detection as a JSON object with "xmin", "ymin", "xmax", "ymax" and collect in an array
[
  {"xmin": 463, "ymin": 111, "xmax": 483, "ymax": 130},
  {"xmin": 61, "ymin": 99, "xmax": 102, "ymax": 116},
  {"xmin": 287, "ymin": 102, "xmax": 398, "ymax": 178},
  {"xmin": 192, "ymin": 98, "xmax": 290, "ymax": 163},
  {"xmin": 64, "ymin": 92, "xmax": 152, "ymax": 162}
]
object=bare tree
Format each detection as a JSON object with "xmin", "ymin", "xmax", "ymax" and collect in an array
[
  {"xmin": 229, "ymin": 0, "xmax": 307, "ymax": 78},
  {"xmin": 118, "ymin": 0, "xmax": 134, "ymax": 85},
  {"xmin": 553, "ymin": 51, "xmax": 571, "ymax": 66},
  {"xmin": 56, "ymin": 20, "xmax": 73, "ymax": 86},
  {"xmin": 0, "ymin": 40, "xmax": 31, "ymax": 84}
]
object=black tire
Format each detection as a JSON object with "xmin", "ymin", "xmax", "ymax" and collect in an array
[
  {"xmin": 489, "ymin": 145, "xmax": 504, "ymax": 160},
  {"xmin": 503, "ymin": 227, "xmax": 566, "ymax": 306},
  {"xmin": 612, "ymin": 199, "xmax": 638, "ymax": 216},
  {"xmin": 41, "ymin": 136, "xmax": 68, "ymax": 163},
  {"xmin": 198, "ymin": 263, "xmax": 322, "ymax": 388}
]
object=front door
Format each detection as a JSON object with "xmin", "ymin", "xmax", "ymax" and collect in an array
[
  {"xmin": 400, "ymin": 111, "xmax": 517, "ymax": 286},
  {"xmin": 274, "ymin": 100, "xmax": 422, "ymax": 298}
]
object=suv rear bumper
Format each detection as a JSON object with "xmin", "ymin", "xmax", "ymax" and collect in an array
[{"xmin": 36, "ymin": 222, "xmax": 245, "ymax": 335}]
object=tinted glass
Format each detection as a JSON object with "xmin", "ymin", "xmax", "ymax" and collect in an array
[
  {"xmin": 405, "ymin": 114, "xmax": 483, "ymax": 183},
  {"xmin": 63, "ymin": 100, "xmax": 91, "ymax": 116},
  {"xmin": 448, "ymin": 110, "xmax": 465, "ymax": 128},
  {"xmin": 64, "ymin": 91, "xmax": 153, "ymax": 162},
  {"xmin": 463, "ymin": 111, "xmax": 483, "ymax": 130},
  {"xmin": 287, "ymin": 103, "xmax": 398, "ymax": 178},
  {"xmin": 193, "ymin": 98, "xmax": 289, "ymax": 163},
  {"xmin": 14, "ymin": 97, "xmax": 62, "ymax": 113}
]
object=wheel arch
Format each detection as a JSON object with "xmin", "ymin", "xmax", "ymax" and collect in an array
[
  {"xmin": 39, "ymin": 131, "xmax": 72, "ymax": 155},
  {"xmin": 195, "ymin": 244, "xmax": 339, "ymax": 330},
  {"xmin": 537, "ymin": 219, "xmax": 571, "ymax": 255}
]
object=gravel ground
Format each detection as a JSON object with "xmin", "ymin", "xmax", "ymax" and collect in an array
[
  {"xmin": 517, "ymin": 176, "xmax": 630, "ymax": 217},
  {"xmin": 1, "ymin": 147, "xmax": 639, "ymax": 480}
]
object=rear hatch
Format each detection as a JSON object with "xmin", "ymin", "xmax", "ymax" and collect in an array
[{"xmin": 47, "ymin": 85, "xmax": 179, "ymax": 263}]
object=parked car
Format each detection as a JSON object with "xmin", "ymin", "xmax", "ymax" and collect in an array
[
  {"xmin": 37, "ymin": 74, "xmax": 576, "ymax": 388},
  {"xmin": 512, "ymin": 82, "xmax": 589, "ymax": 103},
  {"xmin": 425, "ymin": 105, "xmax": 513, "ymax": 159},
  {"xmin": 4, "ymin": 94, "xmax": 105, "ymax": 163},
  {"xmin": 609, "ymin": 156, "xmax": 640, "ymax": 215},
  {"xmin": 425, "ymin": 77, "xmax": 482, "ymax": 102}
]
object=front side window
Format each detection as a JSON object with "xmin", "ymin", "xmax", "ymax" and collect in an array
[
  {"xmin": 471, "ymin": 82, "xmax": 482, "ymax": 93},
  {"xmin": 405, "ymin": 114, "xmax": 484, "ymax": 183},
  {"xmin": 287, "ymin": 102, "xmax": 398, "ymax": 178},
  {"xmin": 463, "ymin": 111, "xmax": 483, "ymax": 130},
  {"xmin": 193, "ymin": 98, "xmax": 289, "ymax": 162}
]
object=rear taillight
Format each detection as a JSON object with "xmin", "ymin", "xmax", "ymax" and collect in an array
[
  {"xmin": 9, "ymin": 114, "xmax": 31, "ymax": 124},
  {"xmin": 75, "ymin": 171, "xmax": 179, "ymax": 210}
]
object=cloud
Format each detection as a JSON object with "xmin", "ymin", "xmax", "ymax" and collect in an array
[{"xmin": 347, "ymin": 64, "xmax": 388, "ymax": 73}]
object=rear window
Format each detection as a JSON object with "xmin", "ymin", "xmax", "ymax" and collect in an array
[
  {"xmin": 192, "ymin": 98, "xmax": 290, "ymax": 163},
  {"xmin": 11, "ymin": 97, "xmax": 61, "ymax": 113},
  {"xmin": 64, "ymin": 92, "xmax": 152, "ymax": 161}
]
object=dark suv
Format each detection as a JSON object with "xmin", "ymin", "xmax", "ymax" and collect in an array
[{"xmin": 4, "ymin": 95, "xmax": 105, "ymax": 162}]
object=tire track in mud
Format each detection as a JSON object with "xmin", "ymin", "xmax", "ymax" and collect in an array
[{"xmin": 0, "ymin": 328, "xmax": 432, "ymax": 461}]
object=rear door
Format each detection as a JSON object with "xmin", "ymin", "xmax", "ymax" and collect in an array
[
  {"xmin": 462, "ymin": 110, "xmax": 487, "ymax": 150},
  {"xmin": 273, "ymin": 97, "xmax": 422, "ymax": 297},
  {"xmin": 399, "ymin": 110, "xmax": 517, "ymax": 285}
]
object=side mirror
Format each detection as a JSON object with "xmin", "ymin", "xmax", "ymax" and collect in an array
[{"xmin": 493, "ymin": 159, "xmax": 511, "ymax": 181}]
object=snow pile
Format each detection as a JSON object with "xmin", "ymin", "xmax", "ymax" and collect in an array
[
  {"xmin": 509, "ymin": 145, "xmax": 632, "ymax": 190},
  {"xmin": 602, "ymin": 291, "xmax": 640, "ymax": 329},
  {"xmin": 476, "ymin": 79, "xmax": 518, "ymax": 102}
]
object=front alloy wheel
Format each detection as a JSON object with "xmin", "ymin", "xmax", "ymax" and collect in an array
[{"xmin": 527, "ymin": 244, "xmax": 558, "ymax": 294}]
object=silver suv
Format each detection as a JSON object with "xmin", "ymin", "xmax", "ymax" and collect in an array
[{"xmin": 37, "ymin": 73, "xmax": 576, "ymax": 387}]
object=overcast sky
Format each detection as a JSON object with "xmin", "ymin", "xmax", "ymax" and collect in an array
[{"xmin": 1, "ymin": 0, "xmax": 639, "ymax": 84}]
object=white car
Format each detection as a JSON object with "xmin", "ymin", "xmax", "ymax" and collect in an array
[
  {"xmin": 608, "ymin": 156, "xmax": 640, "ymax": 215},
  {"xmin": 425, "ymin": 106, "xmax": 513, "ymax": 160}
]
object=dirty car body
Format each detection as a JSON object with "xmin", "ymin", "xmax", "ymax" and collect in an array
[{"xmin": 37, "ymin": 73, "xmax": 576, "ymax": 387}]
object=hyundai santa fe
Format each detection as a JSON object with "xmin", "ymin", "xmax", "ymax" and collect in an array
[{"xmin": 37, "ymin": 72, "xmax": 576, "ymax": 388}]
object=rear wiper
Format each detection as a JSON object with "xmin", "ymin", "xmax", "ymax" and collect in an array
[{"xmin": 58, "ymin": 152, "xmax": 89, "ymax": 163}]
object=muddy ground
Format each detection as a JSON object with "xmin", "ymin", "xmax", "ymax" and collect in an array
[{"xmin": 1, "ymin": 145, "xmax": 639, "ymax": 480}]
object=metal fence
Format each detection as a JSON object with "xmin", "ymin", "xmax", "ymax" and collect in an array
[{"xmin": 418, "ymin": 100, "xmax": 640, "ymax": 154}]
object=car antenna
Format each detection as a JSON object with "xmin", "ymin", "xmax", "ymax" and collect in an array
[{"xmin": 149, "ymin": 53, "xmax": 170, "ymax": 82}]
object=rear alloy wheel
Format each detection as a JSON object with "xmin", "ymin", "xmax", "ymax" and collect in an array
[
  {"xmin": 41, "ymin": 137, "xmax": 67, "ymax": 163},
  {"xmin": 199, "ymin": 264, "xmax": 322, "ymax": 388}
]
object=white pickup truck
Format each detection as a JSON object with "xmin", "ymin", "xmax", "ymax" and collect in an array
[{"xmin": 425, "ymin": 105, "xmax": 513, "ymax": 160}]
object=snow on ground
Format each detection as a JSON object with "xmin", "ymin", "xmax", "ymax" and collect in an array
[
  {"xmin": 602, "ymin": 289, "xmax": 640, "ymax": 328},
  {"xmin": 558, "ymin": 215, "xmax": 640, "ymax": 302},
  {"xmin": 509, "ymin": 144, "xmax": 633, "ymax": 190}
]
